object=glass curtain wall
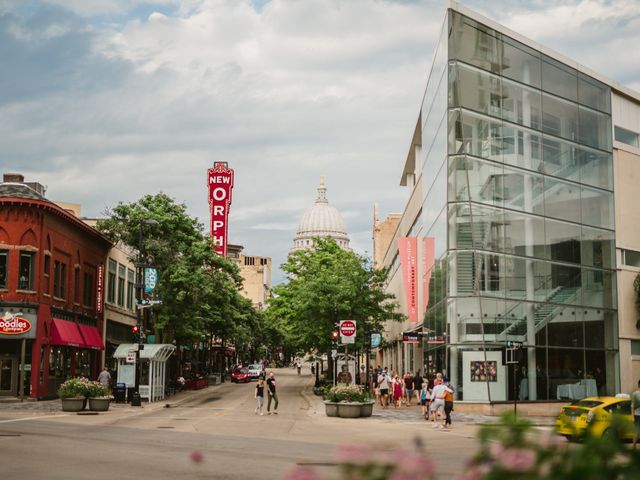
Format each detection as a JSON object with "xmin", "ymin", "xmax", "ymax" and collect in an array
[{"xmin": 422, "ymin": 10, "xmax": 617, "ymax": 402}]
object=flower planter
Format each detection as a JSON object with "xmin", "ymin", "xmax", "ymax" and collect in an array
[
  {"xmin": 338, "ymin": 402, "xmax": 362, "ymax": 418},
  {"xmin": 88, "ymin": 397, "xmax": 111, "ymax": 412},
  {"xmin": 324, "ymin": 401, "xmax": 339, "ymax": 417},
  {"xmin": 360, "ymin": 401, "xmax": 374, "ymax": 417},
  {"xmin": 61, "ymin": 397, "xmax": 86, "ymax": 412}
]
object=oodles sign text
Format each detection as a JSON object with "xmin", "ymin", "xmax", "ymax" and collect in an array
[
  {"xmin": 0, "ymin": 312, "xmax": 32, "ymax": 335},
  {"xmin": 207, "ymin": 162, "xmax": 235, "ymax": 257}
]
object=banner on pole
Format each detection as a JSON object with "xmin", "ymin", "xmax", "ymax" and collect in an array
[{"xmin": 398, "ymin": 237, "xmax": 418, "ymax": 323}]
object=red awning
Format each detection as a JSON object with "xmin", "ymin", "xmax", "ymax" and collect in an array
[
  {"xmin": 78, "ymin": 324, "xmax": 104, "ymax": 350},
  {"xmin": 50, "ymin": 318, "xmax": 84, "ymax": 348}
]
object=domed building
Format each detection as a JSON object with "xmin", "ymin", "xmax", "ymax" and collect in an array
[{"xmin": 292, "ymin": 177, "xmax": 350, "ymax": 251}]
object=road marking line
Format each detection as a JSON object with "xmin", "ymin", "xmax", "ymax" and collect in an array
[{"xmin": 0, "ymin": 414, "xmax": 64, "ymax": 424}]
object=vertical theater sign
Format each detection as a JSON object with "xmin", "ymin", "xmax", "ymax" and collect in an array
[{"xmin": 208, "ymin": 162, "xmax": 235, "ymax": 257}]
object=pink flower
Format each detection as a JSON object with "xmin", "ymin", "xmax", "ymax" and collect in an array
[
  {"xmin": 189, "ymin": 451, "xmax": 204, "ymax": 464},
  {"xmin": 334, "ymin": 444, "xmax": 376, "ymax": 465},
  {"xmin": 455, "ymin": 464, "xmax": 490, "ymax": 480},
  {"xmin": 497, "ymin": 448, "xmax": 536, "ymax": 472},
  {"xmin": 488, "ymin": 443, "xmax": 504, "ymax": 459},
  {"xmin": 282, "ymin": 466, "xmax": 321, "ymax": 480},
  {"xmin": 391, "ymin": 450, "xmax": 435, "ymax": 477}
]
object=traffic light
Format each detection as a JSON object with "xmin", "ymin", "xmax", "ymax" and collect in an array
[
  {"xmin": 132, "ymin": 325, "xmax": 139, "ymax": 340},
  {"xmin": 331, "ymin": 331, "xmax": 339, "ymax": 343}
]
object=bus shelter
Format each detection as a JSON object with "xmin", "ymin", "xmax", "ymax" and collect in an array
[{"xmin": 113, "ymin": 344, "xmax": 175, "ymax": 402}]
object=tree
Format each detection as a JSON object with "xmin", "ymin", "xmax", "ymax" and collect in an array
[
  {"xmin": 96, "ymin": 193, "xmax": 242, "ymax": 346},
  {"xmin": 268, "ymin": 237, "xmax": 403, "ymax": 378}
]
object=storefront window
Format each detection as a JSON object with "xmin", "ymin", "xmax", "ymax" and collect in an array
[
  {"xmin": 49, "ymin": 347, "xmax": 72, "ymax": 379},
  {"xmin": 107, "ymin": 259, "xmax": 116, "ymax": 304},
  {"xmin": 77, "ymin": 350, "xmax": 92, "ymax": 378},
  {"xmin": 117, "ymin": 264, "xmax": 126, "ymax": 307}
]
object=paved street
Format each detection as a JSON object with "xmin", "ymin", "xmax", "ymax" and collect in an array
[{"xmin": 0, "ymin": 368, "xmax": 483, "ymax": 479}]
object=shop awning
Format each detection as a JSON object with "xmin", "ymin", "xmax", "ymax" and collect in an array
[
  {"xmin": 78, "ymin": 324, "xmax": 104, "ymax": 350},
  {"xmin": 50, "ymin": 318, "xmax": 84, "ymax": 348}
]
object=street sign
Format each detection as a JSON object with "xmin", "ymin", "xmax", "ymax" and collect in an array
[
  {"xmin": 427, "ymin": 335, "xmax": 445, "ymax": 344},
  {"xmin": 148, "ymin": 300, "xmax": 163, "ymax": 305},
  {"xmin": 507, "ymin": 341, "xmax": 523, "ymax": 349},
  {"xmin": 370, "ymin": 333, "xmax": 381, "ymax": 348},
  {"xmin": 339, "ymin": 320, "xmax": 356, "ymax": 344},
  {"xmin": 126, "ymin": 351, "xmax": 136, "ymax": 364},
  {"xmin": 144, "ymin": 268, "xmax": 158, "ymax": 294}
]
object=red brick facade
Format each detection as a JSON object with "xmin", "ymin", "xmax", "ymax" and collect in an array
[{"xmin": 0, "ymin": 192, "xmax": 111, "ymax": 398}]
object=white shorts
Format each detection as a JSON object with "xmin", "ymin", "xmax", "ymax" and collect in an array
[{"xmin": 430, "ymin": 399, "xmax": 445, "ymax": 412}]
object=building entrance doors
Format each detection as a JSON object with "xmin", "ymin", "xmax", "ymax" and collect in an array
[{"xmin": 0, "ymin": 356, "xmax": 17, "ymax": 395}]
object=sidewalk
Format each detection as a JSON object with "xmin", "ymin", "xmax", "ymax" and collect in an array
[
  {"xmin": 302, "ymin": 386, "xmax": 555, "ymax": 426},
  {"xmin": 0, "ymin": 382, "xmax": 222, "ymax": 415}
]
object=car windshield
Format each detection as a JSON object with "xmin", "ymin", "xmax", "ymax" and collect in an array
[
  {"xmin": 249, "ymin": 365, "xmax": 261, "ymax": 370},
  {"xmin": 235, "ymin": 368, "xmax": 248, "ymax": 374}
]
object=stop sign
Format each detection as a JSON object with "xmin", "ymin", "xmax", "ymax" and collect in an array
[{"xmin": 340, "ymin": 320, "xmax": 356, "ymax": 337}]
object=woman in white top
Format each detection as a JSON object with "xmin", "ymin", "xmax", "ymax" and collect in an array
[{"xmin": 430, "ymin": 378, "xmax": 453, "ymax": 429}]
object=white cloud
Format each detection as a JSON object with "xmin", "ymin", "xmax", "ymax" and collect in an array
[{"xmin": 1, "ymin": 0, "xmax": 639, "ymax": 283}]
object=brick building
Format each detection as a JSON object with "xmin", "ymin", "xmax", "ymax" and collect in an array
[{"xmin": 0, "ymin": 173, "xmax": 112, "ymax": 398}]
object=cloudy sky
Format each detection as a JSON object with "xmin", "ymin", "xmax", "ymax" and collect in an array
[{"xmin": 1, "ymin": 0, "xmax": 639, "ymax": 282}]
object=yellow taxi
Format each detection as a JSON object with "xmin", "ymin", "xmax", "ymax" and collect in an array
[{"xmin": 555, "ymin": 396, "xmax": 635, "ymax": 441}]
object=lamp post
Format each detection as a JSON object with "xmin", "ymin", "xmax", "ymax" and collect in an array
[{"xmin": 131, "ymin": 219, "xmax": 158, "ymax": 407}]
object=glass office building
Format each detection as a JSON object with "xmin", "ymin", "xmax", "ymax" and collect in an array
[{"xmin": 419, "ymin": 9, "xmax": 617, "ymax": 401}]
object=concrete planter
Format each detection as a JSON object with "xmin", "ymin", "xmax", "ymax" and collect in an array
[
  {"xmin": 324, "ymin": 401, "xmax": 339, "ymax": 417},
  {"xmin": 88, "ymin": 397, "xmax": 111, "ymax": 412},
  {"xmin": 61, "ymin": 397, "xmax": 86, "ymax": 412},
  {"xmin": 360, "ymin": 401, "xmax": 375, "ymax": 417},
  {"xmin": 338, "ymin": 402, "xmax": 362, "ymax": 418}
]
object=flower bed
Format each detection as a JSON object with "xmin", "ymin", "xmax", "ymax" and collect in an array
[{"xmin": 323, "ymin": 384, "xmax": 373, "ymax": 418}]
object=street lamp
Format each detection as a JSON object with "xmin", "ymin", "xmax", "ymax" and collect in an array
[{"xmin": 131, "ymin": 218, "xmax": 158, "ymax": 407}]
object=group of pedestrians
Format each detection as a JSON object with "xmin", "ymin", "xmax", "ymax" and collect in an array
[
  {"xmin": 254, "ymin": 370, "xmax": 278, "ymax": 416},
  {"xmin": 371, "ymin": 367, "xmax": 456, "ymax": 430}
]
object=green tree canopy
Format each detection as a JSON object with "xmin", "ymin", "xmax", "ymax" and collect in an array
[{"xmin": 268, "ymin": 237, "xmax": 403, "ymax": 357}]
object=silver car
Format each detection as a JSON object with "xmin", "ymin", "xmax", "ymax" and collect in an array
[{"xmin": 247, "ymin": 364, "xmax": 263, "ymax": 380}]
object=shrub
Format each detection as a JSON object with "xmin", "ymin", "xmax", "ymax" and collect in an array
[
  {"xmin": 86, "ymin": 381, "xmax": 110, "ymax": 398},
  {"xmin": 325, "ymin": 384, "xmax": 369, "ymax": 403},
  {"xmin": 57, "ymin": 377, "xmax": 91, "ymax": 399}
]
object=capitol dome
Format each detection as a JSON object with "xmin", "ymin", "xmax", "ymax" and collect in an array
[{"xmin": 292, "ymin": 177, "xmax": 350, "ymax": 251}]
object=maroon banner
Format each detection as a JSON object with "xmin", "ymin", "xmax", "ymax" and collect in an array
[
  {"xmin": 422, "ymin": 237, "xmax": 435, "ymax": 315},
  {"xmin": 398, "ymin": 237, "xmax": 418, "ymax": 323},
  {"xmin": 96, "ymin": 263, "xmax": 104, "ymax": 314},
  {"xmin": 207, "ymin": 162, "xmax": 234, "ymax": 257}
]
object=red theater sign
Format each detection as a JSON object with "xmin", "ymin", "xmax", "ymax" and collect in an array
[{"xmin": 208, "ymin": 162, "xmax": 234, "ymax": 257}]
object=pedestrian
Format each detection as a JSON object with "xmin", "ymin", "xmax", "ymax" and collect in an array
[
  {"xmin": 266, "ymin": 371, "xmax": 279, "ymax": 415},
  {"xmin": 296, "ymin": 358, "xmax": 302, "ymax": 375},
  {"xmin": 413, "ymin": 370, "xmax": 424, "ymax": 405},
  {"xmin": 255, "ymin": 379, "xmax": 265, "ymax": 415},
  {"xmin": 392, "ymin": 372, "xmax": 403, "ymax": 408},
  {"xmin": 444, "ymin": 381, "xmax": 455, "ymax": 429},
  {"xmin": 97, "ymin": 366, "xmax": 111, "ymax": 390},
  {"xmin": 404, "ymin": 372, "xmax": 414, "ymax": 406},
  {"xmin": 377, "ymin": 370, "xmax": 390, "ymax": 409},
  {"xmin": 632, "ymin": 379, "xmax": 640, "ymax": 449},
  {"xmin": 430, "ymin": 377, "xmax": 454, "ymax": 429},
  {"xmin": 420, "ymin": 381, "xmax": 431, "ymax": 419}
]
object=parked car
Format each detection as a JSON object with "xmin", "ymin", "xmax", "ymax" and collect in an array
[
  {"xmin": 247, "ymin": 364, "xmax": 263, "ymax": 380},
  {"xmin": 231, "ymin": 368, "xmax": 251, "ymax": 383},
  {"xmin": 555, "ymin": 396, "xmax": 634, "ymax": 441}
]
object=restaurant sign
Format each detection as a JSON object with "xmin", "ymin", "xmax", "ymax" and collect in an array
[{"xmin": 0, "ymin": 312, "xmax": 32, "ymax": 336}]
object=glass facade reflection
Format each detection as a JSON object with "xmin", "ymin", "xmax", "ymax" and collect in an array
[{"xmin": 420, "ymin": 11, "xmax": 618, "ymax": 401}]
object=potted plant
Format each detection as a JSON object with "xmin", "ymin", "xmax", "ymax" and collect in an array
[
  {"xmin": 58, "ymin": 377, "xmax": 91, "ymax": 412},
  {"xmin": 324, "ymin": 384, "xmax": 372, "ymax": 418},
  {"xmin": 87, "ymin": 381, "xmax": 111, "ymax": 411}
]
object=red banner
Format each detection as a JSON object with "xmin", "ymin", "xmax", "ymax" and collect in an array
[
  {"xmin": 207, "ymin": 162, "xmax": 234, "ymax": 257},
  {"xmin": 398, "ymin": 237, "xmax": 418, "ymax": 323},
  {"xmin": 422, "ymin": 237, "xmax": 435, "ymax": 314}
]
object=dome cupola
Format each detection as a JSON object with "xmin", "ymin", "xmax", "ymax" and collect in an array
[{"xmin": 292, "ymin": 177, "xmax": 350, "ymax": 250}]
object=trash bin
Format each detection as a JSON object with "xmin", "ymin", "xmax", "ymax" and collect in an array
[
  {"xmin": 113, "ymin": 383, "xmax": 126, "ymax": 403},
  {"xmin": 126, "ymin": 387, "xmax": 136, "ymax": 403}
]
